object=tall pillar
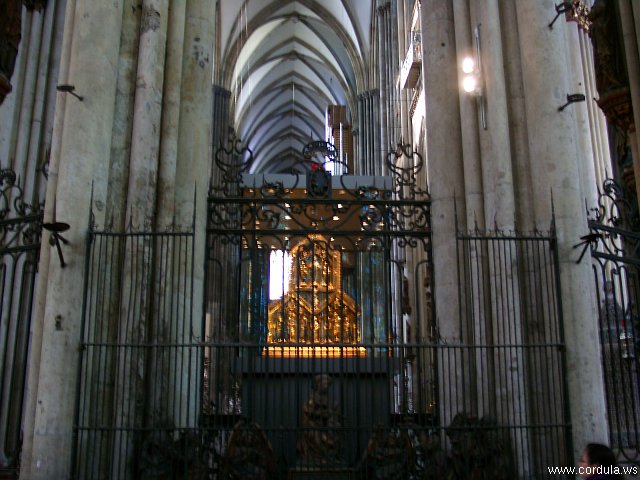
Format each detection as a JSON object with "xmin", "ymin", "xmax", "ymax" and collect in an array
[
  {"xmin": 173, "ymin": 0, "xmax": 214, "ymax": 424},
  {"xmin": 475, "ymin": 0, "xmax": 516, "ymax": 229},
  {"xmin": 388, "ymin": 1, "xmax": 398, "ymax": 158},
  {"xmin": 359, "ymin": 90, "xmax": 380, "ymax": 176},
  {"xmin": 12, "ymin": 8, "xmax": 45, "ymax": 202},
  {"xmin": 396, "ymin": 0, "xmax": 411, "ymax": 145},
  {"xmin": 619, "ymin": 0, "xmax": 640, "ymax": 210},
  {"xmin": 564, "ymin": 23, "xmax": 599, "ymax": 207},
  {"xmin": 475, "ymin": 0, "xmax": 526, "ymax": 427},
  {"xmin": 126, "ymin": 0, "xmax": 170, "ymax": 227},
  {"xmin": 357, "ymin": 92, "xmax": 364, "ymax": 174},
  {"xmin": 22, "ymin": 1, "xmax": 125, "ymax": 478},
  {"xmin": 420, "ymin": 0, "xmax": 467, "ymax": 429},
  {"xmin": 19, "ymin": 0, "xmax": 69, "ymax": 477},
  {"xmin": 106, "ymin": 0, "xmax": 141, "ymax": 229},
  {"xmin": 500, "ymin": 0, "xmax": 534, "ymax": 231},
  {"xmin": 157, "ymin": 0, "xmax": 187, "ymax": 225},
  {"xmin": 579, "ymin": 30, "xmax": 611, "ymax": 188},
  {"xmin": 377, "ymin": 4, "xmax": 388, "ymax": 176},
  {"xmin": 515, "ymin": 0, "xmax": 609, "ymax": 458},
  {"xmin": 210, "ymin": 85, "xmax": 230, "ymax": 186},
  {"xmin": 109, "ymin": 3, "xmax": 170, "ymax": 474},
  {"xmin": 452, "ymin": 0, "xmax": 484, "ymax": 230}
]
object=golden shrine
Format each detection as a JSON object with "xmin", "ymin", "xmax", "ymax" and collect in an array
[{"xmin": 265, "ymin": 235, "xmax": 363, "ymax": 357}]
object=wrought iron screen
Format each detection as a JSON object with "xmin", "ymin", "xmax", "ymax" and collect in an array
[
  {"xmin": 455, "ymin": 226, "xmax": 572, "ymax": 478},
  {"xmin": 0, "ymin": 169, "xmax": 42, "ymax": 478},
  {"xmin": 586, "ymin": 179, "xmax": 640, "ymax": 467},
  {"xmin": 204, "ymin": 139, "xmax": 435, "ymax": 478},
  {"xmin": 71, "ymin": 221, "xmax": 198, "ymax": 479}
]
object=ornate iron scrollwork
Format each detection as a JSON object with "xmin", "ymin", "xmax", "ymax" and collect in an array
[
  {"xmin": 586, "ymin": 178, "xmax": 640, "ymax": 259},
  {"xmin": 209, "ymin": 138, "xmax": 431, "ymax": 252},
  {"xmin": 212, "ymin": 133, "xmax": 254, "ymax": 196},
  {"xmin": 0, "ymin": 167, "xmax": 44, "ymax": 254},
  {"xmin": 589, "ymin": 178, "xmax": 639, "ymax": 229},
  {"xmin": 386, "ymin": 142, "xmax": 427, "ymax": 200}
]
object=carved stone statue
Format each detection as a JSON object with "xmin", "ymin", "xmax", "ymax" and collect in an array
[{"xmin": 297, "ymin": 374, "xmax": 342, "ymax": 465}]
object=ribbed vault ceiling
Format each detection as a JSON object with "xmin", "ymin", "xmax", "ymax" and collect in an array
[{"xmin": 217, "ymin": 0, "xmax": 373, "ymax": 173}]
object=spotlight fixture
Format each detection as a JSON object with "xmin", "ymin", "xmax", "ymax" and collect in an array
[
  {"xmin": 460, "ymin": 25, "xmax": 487, "ymax": 129},
  {"xmin": 461, "ymin": 57, "xmax": 475, "ymax": 75},
  {"xmin": 462, "ymin": 71, "xmax": 480, "ymax": 94}
]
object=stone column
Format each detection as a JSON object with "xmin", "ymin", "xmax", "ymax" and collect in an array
[
  {"xmin": 109, "ymin": 2, "xmax": 170, "ymax": 475},
  {"xmin": 357, "ymin": 92, "xmax": 364, "ymax": 174},
  {"xmin": 500, "ymin": 0, "xmax": 534, "ymax": 231},
  {"xmin": 388, "ymin": 1, "xmax": 399, "ymax": 156},
  {"xmin": 579, "ymin": 30, "xmax": 611, "ymax": 188},
  {"xmin": 452, "ymin": 0, "xmax": 484, "ymax": 230},
  {"xmin": 515, "ymin": 0, "xmax": 609, "ymax": 460},
  {"xmin": 564, "ymin": 24, "xmax": 598, "ymax": 207},
  {"xmin": 396, "ymin": 0, "xmax": 410, "ymax": 145},
  {"xmin": 619, "ymin": 0, "xmax": 640, "ymax": 210},
  {"xmin": 210, "ymin": 85, "xmax": 230, "ymax": 186},
  {"xmin": 373, "ymin": 89, "xmax": 381, "ymax": 171},
  {"xmin": 0, "ymin": 5, "xmax": 59, "ymax": 467},
  {"xmin": 420, "ymin": 0, "xmax": 467, "ymax": 429},
  {"xmin": 475, "ymin": 0, "xmax": 516, "ymax": 229},
  {"xmin": 452, "ymin": 0, "xmax": 487, "ymax": 427},
  {"xmin": 172, "ymin": 0, "xmax": 214, "ymax": 426},
  {"xmin": 0, "ymin": 0, "xmax": 22, "ymax": 105},
  {"xmin": 12, "ymin": 8, "xmax": 45, "ymax": 202},
  {"xmin": 19, "ymin": 0, "xmax": 69, "ymax": 477},
  {"xmin": 157, "ymin": 0, "xmax": 187, "ymax": 225},
  {"xmin": 23, "ymin": 1, "xmax": 125, "ymax": 478},
  {"xmin": 106, "ymin": 1, "xmax": 141, "ymax": 229},
  {"xmin": 377, "ymin": 4, "xmax": 388, "ymax": 177},
  {"xmin": 126, "ymin": 0, "xmax": 170, "ymax": 227}
]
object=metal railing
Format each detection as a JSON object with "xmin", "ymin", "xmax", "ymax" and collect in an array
[
  {"xmin": 586, "ymin": 179, "xmax": 640, "ymax": 467},
  {"xmin": 0, "ymin": 168, "xmax": 43, "ymax": 478}
]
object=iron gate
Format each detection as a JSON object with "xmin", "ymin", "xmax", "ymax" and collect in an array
[
  {"xmin": 456, "ymin": 224, "xmax": 573, "ymax": 478},
  {"xmin": 73, "ymin": 139, "xmax": 573, "ymax": 478},
  {"xmin": 71, "ymin": 218, "xmax": 198, "ymax": 479},
  {"xmin": 0, "ymin": 169, "xmax": 43, "ymax": 478},
  {"xmin": 586, "ymin": 178, "xmax": 640, "ymax": 467},
  {"xmin": 204, "ymin": 139, "xmax": 435, "ymax": 478}
]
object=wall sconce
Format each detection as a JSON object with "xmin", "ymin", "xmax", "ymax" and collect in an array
[{"xmin": 460, "ymin": 25, "xmax": 487, "ymax": 129}]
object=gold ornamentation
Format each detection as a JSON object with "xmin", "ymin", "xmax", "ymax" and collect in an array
[
  {"xmin": 565, "ymin": 0, "xmax": 591, "ymax": 32},
  {"xmin": 266, "ymin": 236, "xmax": 361, "ymax": 353}
]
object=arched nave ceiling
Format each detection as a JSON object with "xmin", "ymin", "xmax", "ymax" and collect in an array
[{"xmin": 217, "ymin": 0, "xmax": 372, "ymax": 173}]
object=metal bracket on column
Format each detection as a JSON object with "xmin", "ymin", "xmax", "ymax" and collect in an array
[
  {"xmin": 558, "ymin": 93, "xmax": 586, "ymax": 112},
  {"xmin": 572, "ymin": 232, "xmax": 602, "ymax": 263},
  {"xmin": 548, "ymin": 2, "xmax": 573, "ymax": 29},
  {"xmin": 43, "ymin": 222, "xmax": 70, "ymax": 267},
  {"xmin": 56, "ymin": 84, "xmax": 84, "ymax": 101}
]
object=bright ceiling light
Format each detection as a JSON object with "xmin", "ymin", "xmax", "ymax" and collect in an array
[
  {"xmin": 462, "ymin": 75, "xmax": 478, "ymax": 93},
  {"xmin": 461, "ymin": 56, "xmax": 475, "ymax": 74}
]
